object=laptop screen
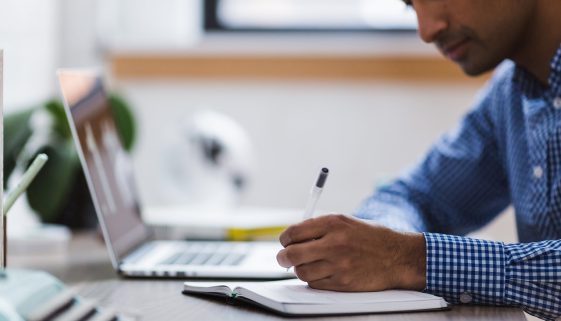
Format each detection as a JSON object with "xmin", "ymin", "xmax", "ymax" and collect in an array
[{"xmin": 58, "ymin": 70, "xmax": 149, "ymax": 265}]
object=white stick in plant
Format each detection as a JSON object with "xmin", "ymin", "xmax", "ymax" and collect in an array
[
  {"xmin": 1, "ymin": 153, "xmax": 48, "ymax": 270},
  {"xmin": 3, "ymin": 153, "xmax": 49, "ymax": 216}
]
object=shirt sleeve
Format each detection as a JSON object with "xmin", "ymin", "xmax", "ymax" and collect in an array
[
  {"xmin": 423, "ymin": 233, "xmax": 561, "ymax": 321},
  {"xmin": 355, "ymin": 72, "xmax": 511, "ymax": 235}
]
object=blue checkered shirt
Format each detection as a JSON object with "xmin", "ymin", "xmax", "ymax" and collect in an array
[{"xmin": 355, "ymin": 45, "xmax": 561, "ymax": 321}]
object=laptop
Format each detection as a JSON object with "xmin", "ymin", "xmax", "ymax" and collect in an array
[{"xmin": 57, "ymin": 69, "xmax": 294, "ymax": 279}]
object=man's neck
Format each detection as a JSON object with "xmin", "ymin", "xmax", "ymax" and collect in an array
[{"xmin": 510, "ymin": 1, "xmax": 561, "ymax": 85}]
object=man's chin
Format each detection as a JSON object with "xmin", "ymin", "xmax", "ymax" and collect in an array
[
  {"xmin": 457, "ymin": 59, "xmax": 501, "ymax": 77},
  {"xmin": 461, "ymin": 66, "xmax": 487, "ymax": 77}
]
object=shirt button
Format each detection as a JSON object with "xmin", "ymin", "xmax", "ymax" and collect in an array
[
  {"xmin": 554, "ymin": 97, "xmax": 561, "ymax": 109},
  {"xmin": 459, "ymin": 292, "xmax": 473, "ymax": 304},
  {"xmin": 533, "ymin": 166, "xmax": 544, "ymax": 179}
]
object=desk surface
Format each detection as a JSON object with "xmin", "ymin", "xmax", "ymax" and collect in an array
[{"xmin": 12, "ymin": 232, "xmax": 527, "ymax": 321}]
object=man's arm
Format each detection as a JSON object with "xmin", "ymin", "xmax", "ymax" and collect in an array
[
  {"xmin": 277, "ymin": 215, "xmax": 561, "ymax": 321},
  {"xmin": 424, "ymin": 233, "xmax": 561, "ymax": 321}
]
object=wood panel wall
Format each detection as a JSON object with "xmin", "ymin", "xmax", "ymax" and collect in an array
[{"xmin": 110, "ymin": 54, "xmax": 490, "ymax": 84}]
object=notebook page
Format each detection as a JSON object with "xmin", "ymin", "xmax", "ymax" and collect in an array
[{"xmin": 239, "ymin": 279, "xmax": 441, "ymax": 304}]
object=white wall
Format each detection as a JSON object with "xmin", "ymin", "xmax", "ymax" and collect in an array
[
  {"xmin": 58, "ymin": 0, "xmax": 202, "ymax": 69},
  {"xmin": 0, "ymin": 0, "xmax": 60, "ymax": 111},
  {"xmin": 59, "ymin": 0, "xmax": 100, "ymax": 68},
  {"xmin": 121, "ymin": 80, "xmax": 469, "ymax": 210}
]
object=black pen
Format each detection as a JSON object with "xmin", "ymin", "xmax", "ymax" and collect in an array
[{"xmin": 302, "ymin": 168, "xmax": 329, "ymax": 219}]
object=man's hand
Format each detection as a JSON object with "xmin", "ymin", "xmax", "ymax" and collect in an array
[{"xmin": 276, "ymin": 214, "xmax": 426, "ymax": 292}]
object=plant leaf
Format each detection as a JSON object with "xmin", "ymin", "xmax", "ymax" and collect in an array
[{"xmin": 26, "ymin": 142, "xmax": 80, "ymax": 223}]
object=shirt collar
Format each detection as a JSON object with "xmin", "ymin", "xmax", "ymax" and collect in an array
[{"xmin": 512, "ymin": 43, "xmax": 561, "ymax": 99}]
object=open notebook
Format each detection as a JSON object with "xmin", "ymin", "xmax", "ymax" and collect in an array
[{"xmin": 183, "ymin": 279, "xmax": 449, "ymax": 316}]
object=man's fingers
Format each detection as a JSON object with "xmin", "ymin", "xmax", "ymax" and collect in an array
[
  {"xmin": 307, "ymin": 274, "xmax": 356, "ymax": 292},
  {"xmin": 279, "ymin": 215, "xmax": 338, "ymax": 247},
  {"xmin": 294, "ymin": 260, "xmax": 333, "ymax": 282},
  {"xmin": 307, "ymin": 277, "xmax": 339, "ymax": 291},
  {"xmin": 276, "ymin": 239, "xmax": 325, "ymax": 268}
]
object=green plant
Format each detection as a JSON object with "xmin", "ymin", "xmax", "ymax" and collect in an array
[{"xmin": 3, "ymin": 94, "xmax": 136, "ymax": 227}]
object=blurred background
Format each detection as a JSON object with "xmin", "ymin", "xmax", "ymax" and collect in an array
[{"xmin": 0, "ymin": 0, "xmax": 516, "ymax": 242}]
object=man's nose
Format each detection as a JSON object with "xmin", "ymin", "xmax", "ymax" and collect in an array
[{"xmin": 415, "ymin": 3, "xmax": 448, "ymax": 43}]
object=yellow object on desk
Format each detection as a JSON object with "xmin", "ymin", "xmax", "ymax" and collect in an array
[{"xmin": 226, "ymin": 226, "xmax": 288, "ymax": 241}]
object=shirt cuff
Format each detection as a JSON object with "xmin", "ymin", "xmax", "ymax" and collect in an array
[{"xmin": 423, "ymin": 233, "xmax": 506, "ymax": 305}]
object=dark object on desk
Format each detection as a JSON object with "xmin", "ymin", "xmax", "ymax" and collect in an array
[
  {"xmin": 3, "ymin": 95, "xmax": 136, "ymax": 229},
  {"xmin": 0, "ymin": 269, "xmax": 133, "ymax": 321}
]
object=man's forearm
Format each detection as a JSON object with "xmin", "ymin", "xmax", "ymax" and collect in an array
[
  {"xmin": 393, "ymin": 232, "xmax": 426, "ymax": 291},
  {"xmin": 423, "ymin": 233, "xmax": 561, "ymax": 321}
]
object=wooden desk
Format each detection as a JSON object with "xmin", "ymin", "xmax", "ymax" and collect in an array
[
  {"xmin": 12, "ymin": 233, "xmax": 527, "ymax": 321},
  {"xmin": 73, "ymin": 279, "xmax": 526, "ymax": 321}
]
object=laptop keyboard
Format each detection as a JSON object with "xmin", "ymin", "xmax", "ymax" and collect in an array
[{"xmin": 158, "ymin": 242, "xmax": 249, "ymax": 267}]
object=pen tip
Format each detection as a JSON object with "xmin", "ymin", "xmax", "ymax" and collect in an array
[{"xmin": 321, "ymin": 168, "xmax": 329, "ymax": 173}]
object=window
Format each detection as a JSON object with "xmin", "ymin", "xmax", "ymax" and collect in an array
[{"xmin": 204, "ymin": 0, "xmax": 417, "ymax": 32}]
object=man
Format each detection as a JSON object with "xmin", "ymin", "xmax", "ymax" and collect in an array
[{"xmin": 276, "ymin": 1, "xmax": 561, "ymax": 320}]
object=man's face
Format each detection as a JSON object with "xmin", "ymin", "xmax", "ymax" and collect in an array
[{"xmin": 408, "ymin": 0, "xmax": 536, "ymax": 76}]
